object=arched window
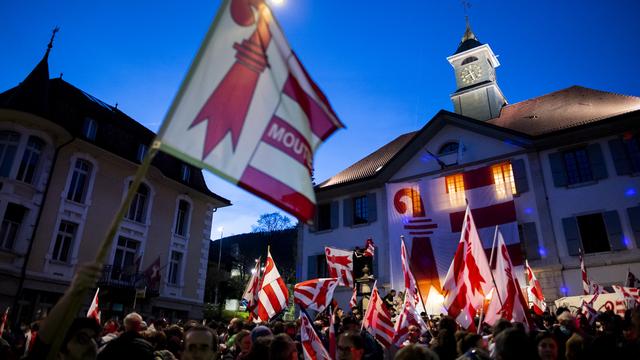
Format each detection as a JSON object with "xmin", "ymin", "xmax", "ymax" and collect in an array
[
  {"xmin": 0, "ymin": 131, "xmax": 20, "ymax": 177},
  {"xmin": 66, "ymin": 159, "xmax": 93, "ymax": 203},
  {"xmin": 126, "ymin": 183, "xmax": 150, "ymax": 223},
  {"xmin": 461, "ymin": 56, "xmax": 478, "ymax": 65},
  {"xmin": 174, "ymin": 200, "xmax": 191, "ymax": 236},
  {"xmin": 17, "ymin": 136, "xmax": 45, "ymax": 184},
  {"xmin": 438, "ymin": 142, "xmax": 459, "ymax": 155}
]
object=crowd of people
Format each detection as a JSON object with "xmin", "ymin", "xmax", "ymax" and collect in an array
[{"xmin": 0, "ymin": 264, "xmax": 639, "ymax": 360}]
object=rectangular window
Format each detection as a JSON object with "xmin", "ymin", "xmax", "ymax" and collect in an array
[
  {"xmin": 0, "ymin": 131, "xmax": 20, "ymax": 177},
  {"xmin": 180, "ymin": 165, "xmax": 191, "ymax": 182},
  {"xmin": 136, "ymin": 144, "xmax": 148, "ymax": 163},
  {"xmin": 17, "ymin": 136, "xmax": 44, "ymax": 184},
  {"xmin": 492, "ymin": 162, "xmax": 517, "ymax": 199},
  {"xmin": 126, "ymin": 183, "xmax": 149, "ymax": 223},
  {"xmin": 0, "ymin": 203, "xmax": 27, "ymax": 250},
  {"xmin": 83, "ymin": 117, "xmax": 98, "ymax": 141},
  {"xmin": 624, "ymin": 135, "xmax": 640, "ymax": 173},
  {"xmin": 66, "ymin": 159, "xmax": 92, "ymax": 203},
  {"xmin": 52, "ymin": 221, "xmax": 78, "ymax": 262},
  {"xmin": 317, "ymin": 203, "xmax": 332, "ymax": 231},
  {"xmin": 168, "ymin": 251, "xmax": 183, "ymax": 285},
  {"xmin": 576, "ymin": 213, "xmax": 610, "ymax": 254},
  {"xmin": 112, "ymin": 236, "xmax": 140, "ymax": 280},
  {"xmin": 174, "ymin": 200, "xmax": 190, "ymax": 236},
  {"xmin": 353, "ymin": 195, "xmax": 368, "ymax": 225},
  {"xmin": 563, "ymin": 148, "xmax": 593, "ymax": 185},
  {"xmin": 445, "ymin": 173, "xmax": 465, "ymax": 207}
]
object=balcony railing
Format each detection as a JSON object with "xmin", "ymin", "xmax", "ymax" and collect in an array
[{"xmin": 98, "ymin": 265, "xmax": 145, "ymax": 289}]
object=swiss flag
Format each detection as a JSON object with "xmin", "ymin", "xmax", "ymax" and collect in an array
[{"xmin": 157, "ymin": 0, "xmax": 343, "ymax": 223}]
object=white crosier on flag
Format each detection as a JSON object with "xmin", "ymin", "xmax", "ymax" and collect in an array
[
  {"xmin": 525, "ymin": 260, "xmax": 546, "ymax": 315},
  {"xmin": 362, "ymin": 283, "xmax": 394, "ymax": 348},
  {"xmin": 325, "ymin": 247, "xmax": 354, "ymax": 288},
  {"xmin": 485, "ymin": 230, "xmax": 531, "ymax": 329},
  {"xmin": 156, "ymin": 0, "xmax": 343, "ymax": 223},
  {"xmin": 393, "ymin": 291, "xmax": 429, "ymax": 347},
  {"xmin": 294, "ymin": 278, "xmax": 339, "ymax": 313},
  {"xmin": 300, "ymin": 311, "xmax": 331, "ymax": 360},
  {"xmin": 87, "ymin": 288, "xmax": 101, "ymax": 325},
  {"xmin": 256, "ymin": 250, "xmax": 289, "ymax": 322},
  {"xmin": 442, "ymin": 205, "xmax": 493, "ymax": 331}
]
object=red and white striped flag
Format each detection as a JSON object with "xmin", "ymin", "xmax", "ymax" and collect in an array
[
  {"xmin": 87, "ymin": 288, "xmax": 101, "ymax": 325},
  {"xmin": 157, "ymin": 0, "xmax": 344, "ymax": 223},
  {"xmin": 349, "ymin": 287, "xmax": 358, "ymax": 309},
  {"xmin": 256, "ymin": 250, "xmax": 289, "ymax": 322},
  {"xmin": 325, "ymin": 247, "xmax": 354, "ymax": 288},
  {"xmin": 300, "ymin": 311, "xmax": 331, "ymax": 360},
  {"xmin": 294, "ymin": 278, "xmax": 339, "ymax": 313},
  {"xmin": 612, "ymin": 285, "xmax": 640, "ymax": 305},
  {"xmin": 362, "ymin": 283, "xmax": 394, "ymax": 348},
  {"xmin": 0, "ymin": 307, "xmax": 9, "ymax": 335},
  {"xmin": 442, "ymin": 205, "xmax": 493, "ymax": 331},
  {"xmin": 579, "ymin": 248, "xmax": 590, "ymax": 295},
  {"xmin": 393, "ymin": 291, "xmax": 429, "ymax": 347},
  {"xmin": 243, "ymin": 258, "xmax": 262, "ymax": 317},
  {"xmin": 525, "ymin": 260, "xmax": 546, "ymax": 315},
  {"xmin": 363, "ymin": 238, "xmax": 375, "ymax": 257},
  {"xmin": 401, "ymin": 237, "xmax": 421, "ymax": 307}
]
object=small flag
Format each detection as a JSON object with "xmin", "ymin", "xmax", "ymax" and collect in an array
[
  {"xmin": 242, "ymin": 258, "xmax": 262, "ymax": 314},
  {"xmin": 157, "ymin": 0, "xmax": 343, "ymax": 223},
  {"xmin": 525, "ymin": 260, "xmax": 546, "ymax": 315},
  {"xmin": 300, "ymin": 311, "xmax": 331, "ymax": 360},
  {"xmin": 363, "ymin": 238, "xmax": 375, "ymax": 257},
  {"xmin": 294, "ymin": 278, "xmax": 339, "ymax": 313},
  {"xmin": 579, "ymin": 248, "xmax": 590, "ymax": 295},
  {"xmin": 349, "ymin": 287, "xmax": 358, "ymax": 309},
  {"xmin": 256, "ymin": 250, "xmax": 289, "ymax": 322},
  {"xmin": 144, "ymin": 256, "xmax": 162, "ymax": 291},
  {"xmin": 87, "ymin": 288, "xmax": 101, "ymax": 325},
  {"xmin": 325, "ymin": 247, "xmax": 354, "ymax": 288},
  {"xmin": 362, "ymin": 282, "xmax": 394, "ymax": 348}
]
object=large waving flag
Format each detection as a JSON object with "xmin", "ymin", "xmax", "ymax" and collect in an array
[
  {"xmin": 442, "ymin": 205, "xmax": 493, "ymax": 330},
  {"xmin": 156, "ymin": 0, "xmax": 343, "ymax": 223},
  {"xmin": 362, "ymin": 283, "xmax": 394, "ymax": 348},
  {"xmin": 87, "ymin": 288, "xmax": 101, "ymax": 325},
  {"xmin": 325, "ymin": 247, "xmax": 354, "ymax": 288},
  {"xmin": 243, "ymin": 258, "xmax": 262, "ymax": 317},
  {"xmin": 400, "ymin": 236, "xmax": 421, "ymax": 307},
  {"xmin": 300, "ymin": 311, "xmax": 331, "ymax": 360},
  {"xmin": 525, "ymin": 260, "xmax": 546, "ymax": 315},
  {"xmin": 256, "ymin": 250, "xmax": 289, "ymax": 322},
  {"xmin": 294, "ymin": 278, "xmax": 339, "ymax": 312}
]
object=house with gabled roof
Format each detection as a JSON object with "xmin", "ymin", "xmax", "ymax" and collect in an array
[{"xmin": 298, "ymin": 22, "xmax": 640, "ymax": 309}]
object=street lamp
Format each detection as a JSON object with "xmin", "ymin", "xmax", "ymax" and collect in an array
[{"xmin": 213, "ymin": 227, "xmax": 224, "ymax": 307}]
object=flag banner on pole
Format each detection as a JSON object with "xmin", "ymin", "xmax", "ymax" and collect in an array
[
  {"xmin": 400, "ymin": 237, "xmax": 421, "ymax": 307},
  {"xmin": 156, "ymin": 0, "xmax": 343, "ymax": 223},
  {"xmin": 87, "ymin": 288, "xmax": 101, "ymax": 325},
  {"xmin": 300, "ymin": 311, "xmax": 331, "ymax": 360},
  {"xmin": 579, "ymin": 248, "xmax": 590, "ymax": 295},
  {"xmin": 393, "ymin": 291, "xmax": 429, "ymax": 347},
  {"xmin": 256, "ymin": 250, "xmax": 288, "ymax": 322},
  {"xmin": 525, "ymin": 260, "xmax": 546, "ymax": 315},
  {"xmin": 325, "ymin": 247, "xmax": 354, "ymax": 288},
  {"xmin": 386, "ymin": 162, "xmax": 523, "ymax": 311},
  {"xmin": 144, "ymin": 256, "xmax": 162, "ymax": 291},
  {"xmin": 362, "ymin": 283, "xmax": 394, "ymax": 348},
  {"xmin": 363, "ymin": 238, "xmax": 375, "ymax": 257},
  {"xmin": 612, "ymin": 285, "xmax": 640, "ymax": 305},
  {"xmin": 294, "ymin": 278, "xmax": 339, "ymax": 313},
  {"xmin": 349, "ymin": 287, "xmax": 358, "ymax": 309},
  {"xmin": 242, "ymin": 258, "xmax": 262, "ymax": 313},
  {"xmin": 329, "ymin": 305, "xmax": 337, "ymax": 359}
]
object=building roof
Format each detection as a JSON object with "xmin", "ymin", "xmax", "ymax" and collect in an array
[
  {"xmin": 0, "ymin": 60, "xmax": 230, "ymax": 205},
  {"xmin": 486, "ymin": 85, "xmax": 640, "ymax": 136},
  {"xmin": 318, "ymin": 86, "xmax": 640, "ymax": 190}
]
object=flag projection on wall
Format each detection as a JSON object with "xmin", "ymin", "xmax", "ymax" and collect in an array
[
  {"xmin": 157, "ymin": 0, "xmax": 343, "ymax": 223},
  {"xmin": 386, "ymin": 162, "xmax": 524, "ymax": 309}
]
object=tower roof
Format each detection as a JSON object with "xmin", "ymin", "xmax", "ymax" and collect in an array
[{"xmin": 453, "ymin": 18, "xmax": 483, "ymax": 55}]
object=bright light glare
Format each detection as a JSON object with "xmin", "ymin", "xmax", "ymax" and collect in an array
[
  {"xmin": 217, "ymin": 226, "xmax": 224, "ymax": 232},
  {"xmin": 269, "ymin": 0, "xmax": 284, "ymax": 6},
  {"xmin": 485, "ymin": 288, "xmax": 495, "ymax": 300},
  {"xmin": 432, "ymin": 294, "xmax": 445, "ymax": 304},
  {"xmin": 251, "ymin": 268, "xmax": 257, "ymax": 275}
]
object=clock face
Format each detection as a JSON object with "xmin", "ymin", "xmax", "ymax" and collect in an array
[{"xmin": 460, "ymin": 64, "xmax": 483, "ymax": 84}]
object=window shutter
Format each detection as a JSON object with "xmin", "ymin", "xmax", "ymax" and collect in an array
[
  {"xmin": 522, "ymin": 222, "xmax": 540, "ymax": 260},
  {"xmin": 603, "ymin": 210, "xmax": 625, "ymax": 250},
  {"xmin": 307, "ymin": 255, "xmax": 317, "ymax": 279},
  {"xmin": 343, "ymin": 199, "xmax": 353, "ymax": 227},
  {"xmin": 330, "ymin": 201, "xmax": 339, "ymax": 229},
  {"xmin": 562, "ymin": 217, "xmax": 580, "ymax": 256},
  {"xmin": 549, "ymin": 152, "xmax": 568, "ymax": 187},
  {"xmin": 588, "ymin": 143, "xmax": 608, "ymax": 180},
  {"xmin": 627, "ymin": 206, "xmax": 640, "ymax": 247},
  {"xmin": 511, "ymin": 159, "xmax": 529, "ymax": 193},
  {"xmin": 367, "ymin": 192, "xmax": 377, "ymax": 223},
  {"xmin": 608, "ymin": 139, "xmax": 632, "ymax": 175}
]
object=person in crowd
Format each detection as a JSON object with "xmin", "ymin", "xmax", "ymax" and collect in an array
[
  {"xmin": 337, "ymin": 331, "xmax": 365, "ymax": 360},
  {"xmin": 98, "ymin": 312, "xmax": 154, "ymax": 359},
  {"xmin": 268, "ymin": 333, "xmax": 297, "ymax": 360},
  {"xmin": 182, "ymin": 325, "xmax": 218, "ymax": 360},
  {"xmin": 394, "ymin": 344, "xmax": 439, "ymax": 360},
  {"xmin": 494, "ymin": 328, "xmax": 534, "ymax": 360},
  {"xmin": 383, "ymin": 290, "xmax": 396, "ymax": 316},
  {"xmin": 431, "ymin": 316, "xmax": 457, "ymax": 360},
  {"xmin": 535, "ymin": 332, "xmax": 558, "ymax": 360}
]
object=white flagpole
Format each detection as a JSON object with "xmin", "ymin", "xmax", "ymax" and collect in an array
[{"xmin": 488, "ymin": 226, "xmax": 504, "ymax": 307}]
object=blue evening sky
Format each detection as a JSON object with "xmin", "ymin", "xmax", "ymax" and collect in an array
[{"xmin": 2, "ymin": 0, "xmax": 639, "ymax": 238}]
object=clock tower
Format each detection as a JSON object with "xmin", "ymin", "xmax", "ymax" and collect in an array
[{"xmin": 447, "ymin": 19, "xmax": 507, "ymax": 121}]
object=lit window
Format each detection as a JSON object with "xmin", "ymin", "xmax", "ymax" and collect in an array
[
  {"xmin": 445, "ymin": 173, "xmax": 465, "ymax": 207},
  {"xmin": 66, "ymin": 159, "xmax": 93, "ymax": 203},
  {"xmin": 492, "ymin": 162, "xmax": 516, "ymax": 199}
]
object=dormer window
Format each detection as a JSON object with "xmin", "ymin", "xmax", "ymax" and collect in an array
[
  {"xmin": 83, "ymin": 117, "xmax": 98, "ymax": 141},
  {"xmin": 438, "ymin": 142, "xmax": 459, "ymax": 155},
  {"xmin": 461, "ymin": 56, "xmax": 478, "ymax": 65},
  {"xmin": 137, "ymin": 144, "xmax": 148, "ymax": 162},
  {"xmin": 180, "ymin": 164, "xmax": 190, "ymax": 182}
]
